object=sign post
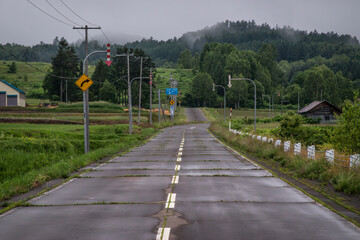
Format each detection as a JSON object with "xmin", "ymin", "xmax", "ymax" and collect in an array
[
  {"xmin": 149, "ymin": 71, "xmax": 153, "ymax": 125},
  {"xmin": 79, "ymin": 50, "xmax": 106, "ymax": 154}
]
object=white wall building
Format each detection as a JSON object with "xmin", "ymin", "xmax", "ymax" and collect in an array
[{"xmin": 0, "ymin": 79, "xmax": 26, "ymax": 107}]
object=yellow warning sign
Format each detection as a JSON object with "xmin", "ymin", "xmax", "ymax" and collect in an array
[
  {"xmin": 170, "ymin": 100, "xmax": 175, "ymax": 105},
  {"xmin": 75, "ymin": 74, "xmax": 93, "ymax": 91}
]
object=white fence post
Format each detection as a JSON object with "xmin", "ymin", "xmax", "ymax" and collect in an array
[
  {"xmin": 325, "ymin": 149, "xmax": 334, "ymax": 163},
  {"xmin": 262, "ymin": 136, "xmax": 267, "ymax": 142},
  {"xmin": 350, "ymin": 154, "xmax": 360, "ymax": 168},
  {"xmin": 257, "ymin": 135, "xmax": 262, "ymax": 141},
  {"xmin": 268, "ymin": 138, "xmax": 273, "ymax": 143},
  {"xmin": 307, "ymin": 145, "xmax": 315, "ymax": 159},
  {"xmin": 275, "ymin": 139, "xmax": 281, "ymax": 148},
  {"xmin": 284, "ymin": 141, "xmax": 291, "ymax": 152},
  {"xmin": 294, "ymin": 143, "xmax": 301, "ymax": 155}
]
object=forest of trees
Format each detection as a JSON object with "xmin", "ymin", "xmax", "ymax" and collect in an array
[
  {"xmin": 42, "ymin": 37, "xmax": 155, "ymax": 104},
  {"xmin": 1, "ymin": 20, "xmax": 360, "ymax": 108},
  {"xmin": 182, "ymin": 42, "xmax": 356, "ymax": 109}
]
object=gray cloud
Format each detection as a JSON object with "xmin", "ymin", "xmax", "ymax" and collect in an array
[{"xmin": 1, "ymin": 0, "xmax": 359, "ymax": 46}]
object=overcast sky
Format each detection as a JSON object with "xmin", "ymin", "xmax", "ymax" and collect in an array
[{"xmin": 1, "ymin": 0, "xmax": 360, "ymax": 46}]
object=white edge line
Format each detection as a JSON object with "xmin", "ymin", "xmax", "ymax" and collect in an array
[{"xmin": 28, "ymin": 178, "xmax": 76, "ymax": 203}]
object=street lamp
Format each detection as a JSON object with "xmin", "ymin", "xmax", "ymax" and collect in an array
[
  {"xmin": 228, "ymin": 75, "xmax": 257, "ymax": 132},
  {"xmin": 212, "ymin": 83, "xmax": 226, "ymax": 121}
]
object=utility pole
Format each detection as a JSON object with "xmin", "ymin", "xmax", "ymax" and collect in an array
[
  {"xmin": 158, "ymin": 89, "xmax": 161, "ymax": 123},
  {"xmin": 298, "ymin": 91, "xmax": 300, "ymax": 113},
  {"xmin": 115, "ymin": 52, "xmax": 134, "ymax": 134},
  {"xmin": 65, "ymin": 80, "xmax": 68, "ymax": 103},
  {"xmin": 149, "ymin": 69, "xmax": 153, "ymax": 125},
  {"xmin": 73, "ymin": 25, "xmax": 101, "ymax": 153},
  {"xmin": 137, "ymin": 56, "xmax": 143, "ymax": 124}
]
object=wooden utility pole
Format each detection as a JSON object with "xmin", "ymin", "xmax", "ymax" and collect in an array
[{"xmin": 138, "ymin": 56, "xmax": 143, "ymax": 124}]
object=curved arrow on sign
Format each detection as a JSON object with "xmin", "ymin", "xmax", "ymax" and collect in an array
[{"xmin": 81, "ymin": 79, "xmax": 90, "ymax": 87}]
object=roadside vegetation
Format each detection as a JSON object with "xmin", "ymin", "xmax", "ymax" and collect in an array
[
  {"xmin": 0, "ymin": 106, "xmax": 187, "ymax": 202},
  {"xmin": 209, "ymin": 123, "xmax": 360, "ymax": 195},
  {"xmin": 207, "ymin": 94, "xmax": 360, "ymax": 195}
]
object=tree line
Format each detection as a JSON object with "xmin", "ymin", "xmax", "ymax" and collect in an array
[
  {"xmin": 181, "ymin": 42, "xmax": 357, "ymax": 109},
  {"xmin": 43, "ymin": 38, "xmax": 155, "ymax": 106}
]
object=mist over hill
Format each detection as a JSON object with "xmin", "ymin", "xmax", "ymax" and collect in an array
[{"xmin": 1, "ymin": 20, "xmax": 360, "ymax": 70}]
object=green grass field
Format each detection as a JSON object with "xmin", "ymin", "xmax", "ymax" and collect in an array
[
  {"xmin": 155, "ymin": 68, "xmax": 194, "ymax": 97},
  {"xmin": 0, "ymin": 105, "xmax": 187, "ymax": 202},
  {"xmin": 0, "ymin": 60, "xmax": 95, "ymax": 100}
]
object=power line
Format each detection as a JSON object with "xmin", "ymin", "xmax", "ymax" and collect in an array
[
  {"xmin": 100, "ymin": 28, "xmax": 112, "ymax": 44},
  {"xmin": 59, "ymin": 0, "xmax": 98, "ymax": 26},
  {"xmin": 76, "ymin": 29, "xmax": 85, "ymax": 39},
  {"xmin": 59, "ymin": 0, "xmax": 112, "ymax": 44},
  {"xmin": 0, "ymin": 45, "xmax": 78, "ymax": 80},
  {"xmin": 45, "ymin": 0, "xmax": 80, "ymax": 26},
  {"xmin": 26, "ymin": 0, "xmax": 72, "ymax": 27}
]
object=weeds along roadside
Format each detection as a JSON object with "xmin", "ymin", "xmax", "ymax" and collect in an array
[
  {"xmin": 209, "ymin": 122, "xmax": 360, "ymax": 196},
  {"xmin": 0, "ymin": 108, "xmax": 188, "ymax": 202}
]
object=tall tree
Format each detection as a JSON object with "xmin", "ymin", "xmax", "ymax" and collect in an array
[
  {"xmin": 191, "ymin": 72, "xmax": 216, "ymax": 106},
  {"xmin": 43, "ymin": 38, "xmax": 80, "ymax": 101}
]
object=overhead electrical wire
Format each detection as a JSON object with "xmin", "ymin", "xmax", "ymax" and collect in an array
[
  {"xmin": 59, "ymin": 0, "xmax": 98, "ymax": 26},
  {"xmin": 59, "ymin": 0, "xmax": 112, "ymax": 44},
  {"xmin": 45, "ymin": 0, "xmax": 80, "ymax": 26},
  {"xmin": 26, "ymin": 0, "xmax": 72, "ymax": 27},
  {"xmin": 100, "ymin": 28, "xmax": 112, "ymax": 44},
  {"xmin": 0, "ymin": 45, "xmax": 78, "ymax": 80}
]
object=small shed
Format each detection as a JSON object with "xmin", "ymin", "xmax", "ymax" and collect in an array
[
  {"xmin": 0, "ymin": 79, "xmax": 26, "ymax": 107},
  {"xmin": 298, "ymin": 100, "xmax": 342, "ymax": 122}
]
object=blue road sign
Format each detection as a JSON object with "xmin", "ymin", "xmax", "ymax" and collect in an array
[{"xmin": 166, "ymin": 88, "xmax": 178, "ymax": 95}]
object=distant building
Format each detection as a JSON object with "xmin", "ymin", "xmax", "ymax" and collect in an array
[
  {"xmin": 0, "ymin": 79, "xmax": 26, "ymax": 107},
  {"xmin": 298, "ymin": 100, "xmax": 342, "ymax": 122}
]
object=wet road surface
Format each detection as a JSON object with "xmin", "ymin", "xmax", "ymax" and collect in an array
[{"xmin": 0, "ymin": 108, "xmax": 359, "ymax": 239}]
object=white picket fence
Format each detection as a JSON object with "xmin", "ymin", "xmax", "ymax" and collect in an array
[{"xmin": 228, "ymin": 128, "xmax": 359, "ymax": 168}]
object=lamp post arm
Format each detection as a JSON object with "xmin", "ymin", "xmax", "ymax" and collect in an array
[{"xmin": 83, "ymin": 50, "xmax": 106, "ymax": 74}]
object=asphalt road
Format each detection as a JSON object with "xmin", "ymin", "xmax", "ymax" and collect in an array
[
  {"xmin": 0, "ymin": 108, "xmax": 359, "ymax": 239},
  {"xmin": 185, "ymin": 108, "xmax": 208, "ymax": 122}
]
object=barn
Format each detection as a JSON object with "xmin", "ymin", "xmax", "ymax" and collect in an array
[
  {"xmin": 0, "ymin": 79, "xmax": 26, "ymax": 107},
  {"xmin": 298, "ymin": 100, "xmax": 342, "ymax": 122}
]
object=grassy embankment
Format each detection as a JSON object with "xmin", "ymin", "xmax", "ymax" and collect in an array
[
  {"xmin": 203, "ymin": 107, "xmax": 285, "ymax": 131},
  {"xmin": 0, "ymin": 104, "xmax": 187, "ymax": 202},
  {"xmin": 155, "ymin": 68, "xmax": 193, "ymax": 97}
]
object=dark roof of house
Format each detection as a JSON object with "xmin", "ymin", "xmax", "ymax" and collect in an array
[
  {"xmin": 299, "ymin": 100, "xmax": 341, "ymax": 114},
  {"xmin": 0, "ymin": 79, "xmax": 25, "ymax": 94}
]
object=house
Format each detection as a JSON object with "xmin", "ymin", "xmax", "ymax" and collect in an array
[
  {"xmin": 0, "ymin": 79, "xmax": 26, "ymax": 107},
  {"xmin": 298, "ymin": 100, "xmax": 342, "ymax": 122}
]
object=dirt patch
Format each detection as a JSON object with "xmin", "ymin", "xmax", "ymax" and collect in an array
[
  {"xmin": 0, "ymin": 118, "xmax": 133, "ymax": 125},
  {"xmin": 0, "ymin": 118, "xmax": 82, "ymax": 125}
]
